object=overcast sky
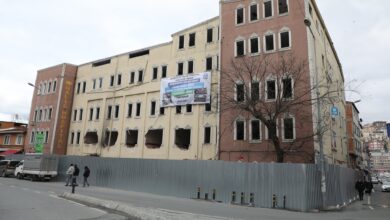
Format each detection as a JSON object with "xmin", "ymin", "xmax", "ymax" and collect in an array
[{"xmin": 0, "ymin": 0, "xmax": 389, "ymax": 123}]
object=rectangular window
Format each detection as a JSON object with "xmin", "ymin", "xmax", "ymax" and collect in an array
[
  {"xmin": 107, "ymin": 105, "xmax": 112, "ymax": 119},
  {"xmin": 206, "ymin": 57, "xmax": 213, "ymax": 71},
  {"xmin": 265, "ymin": 34, "xmax": 275, "ymax": 51},
  {"xmin": 236, "ymin": 40, "xmax": 245, "ymax": 56},
  {"xmin": 138, "ymin": 70, "xmax": 143, "ymax": 82},
  {"xmin": 161, "ymin": 66, "xmax": 167, "ymax": 78},
  {"xmin": 280, "ymin": 31, "xmax": 290, "ymax": 48},
  {"xmin": 251, "ymin": 120, "xmax": 261, "ymax": 140},
  {"xmin": 96, "ymin": 107, "xmax": 100, "ymax": 120},
  {"xmin": 99, "ymin": 78, "xmax": 103, "ymax": 88},
  {"xmin": 236, "ymin": 83, "xmax": 245, "ymax": 102},
  {"xmin": 250, "ymin": 4, "xmax": 258, "ymax": 21},
  {"xmin": 48, "ymin": 82, "xmax": 52, "ymax": 93},
  {"xmin": 130, "ymin": 72, "xmax": 135, "ymax": 84},
  {"xmin": 117, "ymin": 74, "xmax": 122, "ymax": 85},
  {"xmin": 76, "ymin": 132, "xmax": 80, "ymax": 145},
  {"xmin": 110, "ymin": 75, "xmax": 115, "ymax": 87},
  {"xmin": 93, "ymin": 79, "xmax": 96, "ymax": 90},
  {"xmin": 236, "ymin": 7, "xmax": 244, "ymax": 24},
  {"xmin": 282, "ymin": 77, "xmax": 293, "ymax": 99},
  {"xmin": 283, "ymin": 118, "xmax": 294, "ymax": 140},
  {"xmin": 82, "ymin": 81, "xmax": 86, "ymax": 93},
  {"xmin": 251, "ymin": 82, "xmax": 260, "ymax": 101},
  {"xmin": 188, "ymin": 60, "xmax": 194, "ymax": 74},
  {"xmin": 204, "ymin": 127, "xmax": 211, "ymax": 144},
  {"xmin": 279, "ymin": 0, "xmax": 288, "ymax": 14},
  {"xmin": 179, "ymin": 35, "xmax": 185, "ymax": 49},
  {"xmin": 152, "ymin": 67, "xmax": 158, "ymax": 80},
  {"xmin": 53, "ymin": 81, "xmax": 57, "ymax": 92},
  {"xmin": 150, "ymin": 101, "xmax": 156, "ymax": 116},
  {"xmin": 73, "ymin": 110, "xmax": 77, "ymax": 122},
  {"xmin": 266, "ymin": 80, "xmax": 276, "ymax": 100},
  {"xmin": 136, "ymin": 103, "xmax": 141, "ymax": 117},
  {"xmin": 79, "ymin": 109, "xmax": 83, "ymax": 121},
  {"xmin": 250, "ymin": 37, "xmax": 259, "ymax": 54},
  {"xmin": 127, "ymin": 104, "xmax": 133, "ymax": 118},
  {"xmin": 16, "ymin": 135, "xmax": 23, "ymax": 145},
  {"xmin": 236, "ymin": 121, "xmax": 245, "ymax": 140},
  {"xmin": 267, "ymin": 121, "xmax": 277, "ymax": 139},
  {"xmin": 70, "ymin": 132, "xmax": 74, "ymax": 145},
  {"xmin": 177, "ymin": 62, "xmax": 184, "ymax": 75},
  {"xmin": 3, "ymin": 135, "xmax": 10, "ymax": 145},
  {"xmin": 160, "ymin": 107, "xmax": 165, "ymax": 115},
  {"xmin": 186, "ymin": 104, "xmax": 192, "ymax": 113},
  {"xmin": 114, "ymin": 105, "xmax": 120, "ymax": 119},
  {"xmin": 76, "ymin": 82, "xmax": 81, "ymax": 94},
  {"xmin": 89, "ymin": 108, "xmax": 93, "ymax": 121},
  {"xmin": 189, "ymin": 33, "xmax": 196, "ymax": 47},
  {"xmin": 45, "ymin": 131, "xmax": 49, "ymax": 144},
  {"xmin": 176, "ymin": 106, "xmax": 182, "ymax": 114},
  {"xmin": 34, "ymin": 110, "xmax": 38, "ymax": 122},
  {"xmin": 48, "ymin": 108, "xmax": 52, "ymax": 120},
  {"xmin": 264, "ymin": 0, "xmax": 273, "ymax": 18},
  {"xmin": 207, "ymin": 28, "xmax": 213, "ymax": 43},
  {"xmin": 205, "ymin": 102, "xmax": 212, "ymax": 112}
]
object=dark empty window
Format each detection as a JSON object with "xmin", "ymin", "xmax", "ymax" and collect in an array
[
  {"xmin": 110, "ymin": 75, "xmax": 115, "ymax": 87},
  {"xmin": 236, "ymin": 121, "xmax": 245, "ymax": 140},
  {"xmin": 280, "ymin": 31, "xmax": 290, "ymax": 48},
  {"xmin": 53, "ymin": 81, "xmax": 57, "ymax": 92},
  {"xmin": 177, "ymin": 62, "xmax": 184, "ymax": 75},
  {"xmin": 70, "ymin": 132, "xmax": 74, "ymax": 144},
  {"xmin": 130, "ymin": 72, "xmax": 135, "ymax": 84},
  {"xmin": 79, "ymin": 109, "xmax": 83, "ymax": 121},
  {"xmin": 179, "ymin": 35, "xmax": 185, "ymax": 49},
  {"xmin": 125, "ymin": 130, "xmax": 138, "ymax": 147},
  {"xmin": 207, "ymin": 28, "xmax": 213, "ymax": 43},
  {"xmin": 146, "ymin": 129, "xmax": 163, "ymax": 149},
  {"xmin": 189, "ymin": 33, "xmax": 196, "ymax": 47},
  {"xmin": 89, "ymin": 108, "xmax": 93, "ymax": 121},
  {"xmin": 175, "ymin": 129, "xmax": 191, "ymax": 150},
  {"xmin": 96, "ymin": 107, "xmax": 100, "ymax": 120},
  {"xmin": 236, "ymin": 40, "xmax": 245, "ymax": 56},
  {"xmin": 82, "ymin": 81, "xmax": 86, "ymax": 93},
  {"xmin": 176, "ymin": 106, "xmax": 182, "ymax": 114},
  {"xmin": 264, "ymin": 1, "xmax": 273, "ymax": 18},
  {"xmin": 266, "ymin": 80, "xmax": 276, "ymax": 100},
  {"xmin": 188, "ymin": 61, "xmax": 194, "ymax": 74},
  {"xmin": 204, "ymin": 127, "xmax": 211, "ymax": 144},
  {"xmin": 236, "ymin": 8, "xmax": 244, "ymax": 24},
  {"xmin": 251, "ymin": 120, "xmax": 260, "ymax": 140},
  {"xmin": 162, "ymin": 66, "xmax": 167, "ymax": 78},
  {"xmin": 265, "ymin": 34, "xmax": 274, "ymax": 51},
  {"xmin": 138, "ymin": 70, "xmax": 143, "ymax": 82},
  {"xmin": 205, "ymin": 102, "xmax": 211, "ymax": 112},
  {"xmin": 236, "ymin": 83, "xmax": 245, "ymax": 102},
  {"xmin": 153, "ymin": 67, "xmax": 158, "ymax": 80},
  {"xmin": 77, "ymin": 82, "xmax": 81, "ymax": 94},
  {"xmin": 250, "ymin": 37, "xmax": 259, "ymax": 54},
  {"xmin": 251, "ymin": 82, "xmax": 260, "ymax": 101},
  {"xmin": 117, "ymin": 74, "xmax": 122, "ymax": 85},
  {"xmin": 127, "ymin": 104, "xmax": 133, "ymax": 118},
  {"xmin": 186, "ymin": 104, "xmax": 192, "ymax": 113},
  {"xmin": 206, "ymin": 57, "xmax": 213, "ymax": 71},
  {"xmin": 73, "ymin": 110, "xmax": 77, "ymax": 122},
  {"xmin": 136, "ymin": 103, "xmax": 141, "ymax": 117},
  {"xmin": 150, "ymin": 101, "xmax": 156, "ymax": 116},
  {"xmin": 104, "ymin": 131, "xmax": 118, "ymax": 147},
  {"xmin": 84, "ymin": 132, "xmax": 98, "ymax": 145},
  {"xmin": 76, "ymin": 132, "xmax": 81, "ymax": 144},
  {"xmin": 279, "ymin": 0, "xmax": 288, "ymax": 14},
  {"xmin": 284, "ymin": 118, "xmax": 294, "ymax": 140},
  {"xmin": 250, "ymin": 4, "xmax": 258, "ymax": 21},
  {"xmin": 114, "ymin": 105, "xmax": 119, "ymax": 119},
  {"xmin": 267, "ymin": 120, "xmax": 277, "ymax": 139},
  {"xmin": 160, "ymin": 107, "xmax": 165, "ymax": 115},
  {"xmin": 282, "ymin": 77, "xmax": 293, "ymax": 99},
  {"xmin": 107, "ymin": 106, "xmax": 112, "ymax": 119}
]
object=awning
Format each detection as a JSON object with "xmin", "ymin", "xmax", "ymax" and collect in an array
[{"xmin": 0, "ymin": 149, "xmax": 22, "ymax": 156}]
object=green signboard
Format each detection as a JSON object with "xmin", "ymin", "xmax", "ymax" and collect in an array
[{"xmin": 35, "ymin": 133, "xmax": 45, "ymax": 153}]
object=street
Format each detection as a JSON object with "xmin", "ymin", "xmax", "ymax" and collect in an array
[{"xmin": 1, "ymin": 177, "xmax": 390, "ymax": 220}]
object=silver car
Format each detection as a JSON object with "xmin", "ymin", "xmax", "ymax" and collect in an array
[{"xmin": 382, "ymin": 181, "xmax": 390, "ymax": 192}]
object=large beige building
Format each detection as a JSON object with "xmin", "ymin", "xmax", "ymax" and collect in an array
[{"xmin": 67, "ymin": 17, "xmax": 220, "ymax": 160}]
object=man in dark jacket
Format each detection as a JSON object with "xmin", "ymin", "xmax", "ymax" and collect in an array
[
  {"xmin": 355, "ymin": 180, "xmax": 365, "ymax": 201},
  {"xmin": 365, "ymin": 180, "xmax": 374, "ymax": 205},
  {"xmin": 72, "ymin": 164, "xmax": 80, "ymax": 186},
  {"xmin": 83, "ymin": 166, "xmax": 90, "ymax": 187}
]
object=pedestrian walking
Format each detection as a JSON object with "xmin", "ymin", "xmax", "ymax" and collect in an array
[
  {"xmin": 365, "ymin": 180, "xmax": 374, "ymax": 205},
  {"xmin": 355, "ymin": 179, "xmax": 365, "ymax": 201},
  {"xmin": 72, "ymin": 164, "xmax": 80, "ymax": 186},
  {"xmin": 83, "ymin": 166, "xmax": 90, "ymax": 187},
  {"xmin": 65, "ymin": 164, "xmax": 74, "ymax": 186}
]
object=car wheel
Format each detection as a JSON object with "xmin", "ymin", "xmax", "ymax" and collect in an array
[
  {"xmin": 17, "ymin": 173, "xmax": 21, "ymax": 179},
  {"xmin": 1, "ymin": 170, "xmax": 6, "ymax": 177}
]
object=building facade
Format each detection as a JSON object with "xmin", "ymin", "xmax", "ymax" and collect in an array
[
  {"xmin": 0, "ymin": 119, "xmax": 27, "ymax": 156},
  {"xmin": 25, "ymin": 64, "xmax": 78, "ymax": 155},
  {"xmin": 66, "ymin": 18, "xmax": 220, "ymax": 160},
  {"xmin": 345, "ymin": 101, "xmax": 363, "ymax": 169},
  {"xmin": 219, "ymin": 0, "xmax": 347, "ymax": 164}
]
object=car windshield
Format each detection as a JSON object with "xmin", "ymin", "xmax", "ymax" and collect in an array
[{"xmin": 10, "ymin": 161, "xmax": 19, "ymax": 166}]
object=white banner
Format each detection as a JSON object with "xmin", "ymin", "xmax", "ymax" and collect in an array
[{"xmin": 160, "ymin": 72, "xmax": 211, "ymax": 107}]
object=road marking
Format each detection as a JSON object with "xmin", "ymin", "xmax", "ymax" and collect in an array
[
  {"xmin": 369, "ymin": 206, "xmax": 374, "ymax": 210},
  {"xmin": 34, "ymin": 190, "xmax": 41, "ymax": 194},
  {"xmin": 382, "ymin": 205, "xmax": 388, "ymax": 208},
  {"xmin": 48, "ymin": 191, "xmax": 55, "ymax": 194}
]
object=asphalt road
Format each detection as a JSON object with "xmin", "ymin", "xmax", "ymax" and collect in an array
[
  {"xmin": 0, "ymin": 178, "xmax": 128, "ymax": 220},
  {"xmin": 1, "ymin": 177, "xmax": 389, "ymax": 220}
]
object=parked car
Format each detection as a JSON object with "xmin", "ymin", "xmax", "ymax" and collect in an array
[
  {"xmin": 381, "ymin": 181, "xmax": 390, "ymax": 192},
  {"xmin": 0, "ymin": 160, "xmax": 20, "ymax": 177},
  {"xmin": 371, "ymin": 176, "xmax": 379, "ymax": 184}
]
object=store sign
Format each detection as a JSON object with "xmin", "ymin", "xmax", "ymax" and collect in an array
[
  {"xmin": 160, "ymin": 72, "xmax": 211, "ymax": 107},
  {"xmin": 331, "ymin": 106, "xmax": 339, "ymax": 118},
  {"xmin": 35, "ymin": 133, "xmax": 44, "ymax": 153}
]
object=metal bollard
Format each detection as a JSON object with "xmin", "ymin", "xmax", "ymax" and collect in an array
[
  {"xmin": 272, "ymin": 194, "xmax": 277, "ymax": 208},
  {"xmin": 197, "ymin": 187, "xmax": 201, "ymax": 199},
  {"xmin": 212, "ymin": 189, "xmax": 216, "ymax": 200},
  {"xmin": 249, "ymin": 193, "xmax": 255, "ymax": 205},
  {"xmin": 240, "ymin": 192, "xmax": 245, "ymax": 205},
  {"xmin": 231, "ymin": 191, "xmax": 236, "ymax": 203},
  {"xmin": 205, "ymin": 193, "xmax": 209, "ymax": 200},
  {"xmin": 283, "ymin": 195, "xmax": 286, "ymax": 209}
]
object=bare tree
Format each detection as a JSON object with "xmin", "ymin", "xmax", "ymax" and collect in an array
[{"xmin": 220, "ymin": 52, "xmax": 342, "ymax": 163}]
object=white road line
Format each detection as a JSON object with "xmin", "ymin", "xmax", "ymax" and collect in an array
[
  {"xmin": 34, "ymin": 190, "xmax": 41, "ymax": 194},
  {"xmin": 369, "ymin": 206, "xmax": 374, "ymax": 210}
]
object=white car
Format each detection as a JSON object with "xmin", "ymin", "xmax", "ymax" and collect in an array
[{"xmin": 382, "ymin": 181, "xmax": 390, "ymax": 192}]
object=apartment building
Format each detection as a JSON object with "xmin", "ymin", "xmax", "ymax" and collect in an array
[
  {"xmin": 345, "ymin": 101, "xmax": 363, "ymax": 169},
  {"xmin": 67, "ymin": 17, "xmax": 220, "ymax": 159},
  {"xmin": 219, "ymin": 0, "xmax": 347, "ymax": 164},
  {"xmin": 25, "ymin": 64, "xmax": 78, "ymax": 155},
  {"xmin": 0, "ymin": 120, "xmax": 27, "ymax": 156}
]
